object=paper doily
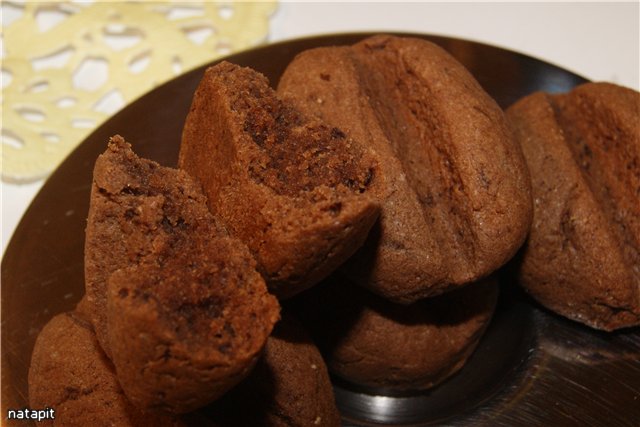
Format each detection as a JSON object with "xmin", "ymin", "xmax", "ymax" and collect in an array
[{"xmin": 1, "ymin": 1, "xmax": 276, "ymax": 183}]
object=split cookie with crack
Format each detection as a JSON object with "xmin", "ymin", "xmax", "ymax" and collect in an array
[
  {"xmin": 84, "ymin": 135, "xmax": 225, "ymax": 357},
  {"xmin": 506, "ymin": 82, "xmax": 640, "ymax": 331},
  {"xmin": 291, "ymin": 275, "xmax": 499, "ymax": 392},
  {"xmin": 278, "ymin": 34, "xmax": 532, "ymax": 303},
  {"xmin": 84, "ymin": 136, "xmax": 279, "ymax": 413},
  {"xmin": 179, "ymin": 61, "xmax": 380, "ymax": 298},
  {"xmin": 28, "ymin": 309, "xmax": 184, "ymax": 427},
  {"xmin": 204, "ymin": 315, "xmax": 341, "ymax": 427}
]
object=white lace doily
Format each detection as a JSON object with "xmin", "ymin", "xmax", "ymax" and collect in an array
[{"xmin": 1, "ymin": 1, "xmax": 276, "ymax": 182}]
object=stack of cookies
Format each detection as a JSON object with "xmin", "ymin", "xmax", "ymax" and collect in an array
[{"xmin": 28, "ymin": 35, "xmax": 639, "ymax": 426}]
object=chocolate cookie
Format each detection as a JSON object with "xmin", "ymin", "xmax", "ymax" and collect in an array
[
  {"xmin": 506, "ymin": 82, "xmax": 640, "ymax": 331},
  {"xmin": 179, "ymin": 61, "xmax": 380, "ymax": 298},
  {"xmin": 206, "ymin": 315, "xmax": 341, "ymax": 426},
  {"xmin": 292, "ymin": 275, "xmax": 499, "ymax": 392},
  {"xmin": 85, "ymin": 137, "xmax": 279, "ymax": 412},
  {"xmin": 28, "ymin": 310, "xmax": 184, "ymax": 427},
  {"xmin": 84, "ymin": 135, "xmax": 222, "ymax": 356},
  {"xmin": 278, "ymin": 35, "xmax": 532, "ymax": 303}
]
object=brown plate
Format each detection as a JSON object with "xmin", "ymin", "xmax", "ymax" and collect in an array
[{"xmin": 2, "ymin": 33, "xmax": 639, "ymax": 426}]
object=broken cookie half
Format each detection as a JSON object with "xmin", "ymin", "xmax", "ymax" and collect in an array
[
  {"xmin": 84, "ymin": 136, "xmax": 280, "ymax": 413},
  {"xmin": 179, "ymin": 61, "xmax": 380, "ymax": 298}
]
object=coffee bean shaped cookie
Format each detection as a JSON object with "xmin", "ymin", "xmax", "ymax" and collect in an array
[
  {"xmin": 507, "ymin": 82, "xmax": 640, "ymax": 331},
  {"xmin": 291, "ymin": 275, "xmax": 498, "ymax": 392},
  {"xmin": 28, "ymin": 309, "xmax": 184, "ymax": 427},
  {"xmin": 278, "ymin": 35, "xmax": 532, "ymax": 303},
  {"xmin": 179, "ymin": 61, "xmax": 380, "ymax": 299}
]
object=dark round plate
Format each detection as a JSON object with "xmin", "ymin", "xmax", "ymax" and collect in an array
[{"xmin": 2, "ymin": 33, "xmax": 639, "ymax": 426}]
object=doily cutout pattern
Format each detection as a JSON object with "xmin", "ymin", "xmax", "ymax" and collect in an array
[{"xmin": 1, "ymin": 1, "xmax": 276, "ymax": 182}]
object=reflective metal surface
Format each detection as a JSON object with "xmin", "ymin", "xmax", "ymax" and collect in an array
[
  {"xmin": 2, "ymin": 33, "xmax": 638, "ymax": 426},
  {"xmin": 337, "ymin": 287, "xmax": 640, "ymax": 426}
]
